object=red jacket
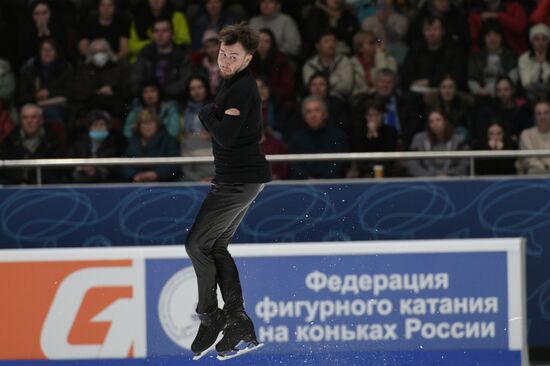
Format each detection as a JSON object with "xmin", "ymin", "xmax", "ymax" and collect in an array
[
  {"xmin": 530, "ymin": 0, "xmax": 550, "ymax": 26},
  {"xmin": 468, "ymin": 1, "xmax": 528, "ymax": 55}
]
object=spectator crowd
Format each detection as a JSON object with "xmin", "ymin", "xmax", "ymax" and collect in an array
[{"xmin": 2, "ymin": 0, "xmax": 550, "ymax": 184}]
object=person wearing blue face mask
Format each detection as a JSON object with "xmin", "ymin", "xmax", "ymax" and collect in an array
[{"xmin": 68, "ymin": 109, "xmax": 126, "ymax": 183}]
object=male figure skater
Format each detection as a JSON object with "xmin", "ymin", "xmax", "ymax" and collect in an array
[{"xmin": 185, "ymin": 22, "xmax": 272, "ymax": 360}]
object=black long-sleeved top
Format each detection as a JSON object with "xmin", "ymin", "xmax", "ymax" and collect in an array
[{"xmin": 199, "ymin": 67, "xmax": 272, "ymax": 183}]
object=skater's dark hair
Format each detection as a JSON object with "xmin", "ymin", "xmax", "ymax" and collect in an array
[{"xmin": 219, "ymin": 22, "xmax": 259, "ymax": 54}]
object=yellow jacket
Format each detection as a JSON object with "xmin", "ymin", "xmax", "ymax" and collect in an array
[{"xmin": 129, "ymin": 11, "xmax": 191, "ymax": 62}]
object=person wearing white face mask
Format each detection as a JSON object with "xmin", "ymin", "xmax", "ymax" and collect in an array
[{"xmin": 73, "ymin": 38, "xmax": 131, "ymax": 120}]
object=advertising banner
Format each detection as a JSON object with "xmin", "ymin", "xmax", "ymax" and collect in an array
[{"xmin": 0, "ymin": 238, "xmax": 527, "ymax": 365}]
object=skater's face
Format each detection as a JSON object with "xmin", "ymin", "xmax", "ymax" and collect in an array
[
  {"xmin": 218, "ymin": 42, "xmax": 253, "ymax": 79},
  {"xmin": 303, "ymin": 99, "xmax": 328, "ymax": 130},
  {"xmin": 189, "ymin": 78, "xmax": 207, "ymax": 102}
]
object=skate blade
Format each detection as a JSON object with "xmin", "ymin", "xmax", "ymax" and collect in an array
[
  {"xmin": 216, "ymin": 341, "xmax": 264, "ymax": 361},
  {"xmin": 192, "ymin": 332, "xmax": 224, "ymax": 361}
]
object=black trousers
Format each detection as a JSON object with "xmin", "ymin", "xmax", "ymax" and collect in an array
[{"xmin": 185, "ymin": 181, "xmax": 264, "ymax": 315}]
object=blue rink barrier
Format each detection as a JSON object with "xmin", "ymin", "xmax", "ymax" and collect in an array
[
  {"xmin": 0, "ymin": 350, "xmax": 523, "ymax": 366},
  {"xmin": 0, "ymin": 178, "xmax": 549, "ymax": 351}
]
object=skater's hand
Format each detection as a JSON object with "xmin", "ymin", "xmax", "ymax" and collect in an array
[{"xmin": 225, "ymin": 108, "xmax": 240, "ymax": 116}]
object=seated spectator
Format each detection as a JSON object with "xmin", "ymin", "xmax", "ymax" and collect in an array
[
  {"xmin": 249, "ymin": 0, "xmax": 301, "ymax": 58},
  {"xmin": 352, "ymin": 68, "xmax": 420, "ymax": 146},
  {"xmin": 518, "ymin": 99, "xmax": 550, "ymax": 174},
  {"xmin": 124, "ymin": 81, "xmax": 179, "ymax": 139},
  {"xmin": 18, "ymin": 38, "xmax": 73, "ymax": 123},
  {"xmin": 304, "ymin": 0, "xmax": 359, "ymax": 56},
  {"xmin": 473, "ymin": 75, "xmax": 532, "ymax": 141},
  {"xmin": 17, "ymin": 0, "xmax": 69, "ymax": 67},
  {"xmin": 530, "ymin": 0, "xmax": 550, "ymax": 27},
  {"xmin": 0, "ymin": 104, "xmax": 62, "ymax": 184},
  {"xmin": 190, "ymin": 0, "xmax": 234, "ymax": 51},
  {"xmin": 180, "ymin": 75, "xmax": 215, "ymax": 181},
  {"xmin": 131, "ymin": 18, "xmax": 192, "ymax": 101},
  {"xmin": 0, "ymin": 58, "xmax": 15, "ymax": 143},
  {"xmin": 69, "ymin": 109, "xmax": 125, "ymax": 183},
  {"xmin": 73, "ymin": 38, "xmax": 131, "ymax": 120},
  {"xmin": 400, "ymin": 15, "xmax": 466, "ymax": 93},
  {"xmin": 191, "ymin": 29, "xmax": 220, "ymax": 94},
  {"xmin": 129, "ymin": 0, "xmax": 191, "ymax": 61},
  {"xmin": 256, "ymin": 76, "xmax": 296, "ymax": 141},
  {"xmin": 250, "ymin": 28, "xmax": 295, "ymax": 103},
  {"xmin": 407, "ymin": 109, "xmax": 469, "ymax": 177},
  {"xmin": 423, "ymin": 75, "xmax": 474, "ymax": 138},
  {"xmin": 347, "ymin": 100, "xmax": 398, "ymax": 178},
  {"xmin": 472, "ymin": 120, "xmax": 517, "ymax": 175},
  {"xmin": 361, "ymin": 0, "xmax": 409, "ymax": 63},
  {"xmin": 519, "ymin": 23, "xmax": 550, "ymax": 101},
  {"xmin": 260, "ymin": 127, "xmax": 289, "ymax": 180},
  {"xmin": 468, "ymin": 21, "xmax": 518, "ymax": 98},
  {"xmin": 407, "ymin": 0, "xmax": 468, "ymax": 52},
  {"xmin": 302, "ymin": 31, "xmax": 366, "ymax": 101},
  {"xmin": 351, "ymin": 30, "xmax": 397, "ymax": 93},
  {"xmin": 305, "ymin": 72, "xmax": 350, "ymax": 137},
  {"xmin": 122, "ymin": 109, "xmax": 181, "ymax": 182},
  {"xmin": 77, "ymin": 0, "xmax": 130, "ymax": 60},
  {"xmin": 468, "ymin": 0, "xmax": 527, "ymax": 55},
  {"xmin": 288, "ymin": 96, "xmax": 350, "ymax": 179}
]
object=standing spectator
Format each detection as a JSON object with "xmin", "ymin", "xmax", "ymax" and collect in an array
[
  {"xmin": 249, "ymin": 0, "xmax": 302, "ymax": 58},
  {"xmin": 73, "ymin": 38, "xmax": 131, "ymax": 120},
  {"xmin": 180, "ymin": 75, "xmax": 215, "ymax": 181},
  {"xmin": 77, "ymin": 0, "xmax": 131, "ymax": 60},
  {"xmin": 122, "ymin": 109, "xmax": 181, "ymax": 182},
  {"xmin": 407, "ymin": 109, "xmax": 469, "ymax": 177},
  {"xmin": 17, "ymin": 0, "xmax": 69, "ymax": 67},
  {"xmin": 69, "ymin": 109, "xmax": 126, "ymax": 183},
  {"xmin": 518, "ymin": 99, "xmax": 550, "ymax": 174},
  {"xmin": 347, "ymin": 100, "xmax": 398, "ymax": 178},
  {"xmin": 519, "ymin": 23, "xmax": 550, "ymax": 100},
  {"xmin": 131, "ymin": 18, "xmax": 193, "ymax": 101},
  {"xmin": 400, "ymin": 15, "xmax": 466, "ymax": 92},
  {"xmin": 351, "ymin": 30, "xmax": 397, "ymax": 93},
  {"xmin": 124, "ymin": 81, "xmax": 180, "ymax": 139},
  {"xmin": 288, "ymin": 96, "xmax": 350, "ymax": 179},
  {"xmin": 191, "ymin": 0, "xmax": 234, "ymax": 51},
  {"xmin": 305, "ymin": 0, "xmax": 359, "ymax": 56},
  {"xmin": 250, "ymin": 29, "xmax": 295, "ymax": 103},
  {"xmin": 361, "ymin": 0, "xmax": 409, "ymax": 63},
  {"xmin": 473, "ymin": 121, "xmax": 517, "ymax": 175},
  {"xmin": 473, "ymin": 75, "xmax": 531, "ymax": 141},
  {"xmin": 191, "ymin": 29, "xmax": 221, "ymax": 95},
  {"xmin": 18, "ymin": 38, "xmax": 73, "ymax": 123},
  {"xmin": 407, "ymin": 0, "xmax": 469, "ymax": 51},
  {"xmin": 129, "ymin": 0, "xmax": 191, "ymax": 61},
  {"xmin": 0, "ymin": 104, "xmax": 62, "ymax": 184},
  {"xmin": 468, "ymin": 0, "xmax": 528, "ymax": 55},
  {"xmin": 302, "ymin": 31, "xmax": 365, "ymax": 101},
  {"xmin": 468, "ymin": 21, "xmax": 518, "ymax": 98},
  {"xmin": 423, "ymin": 75, "xmax": 474, "ymax": 137}
]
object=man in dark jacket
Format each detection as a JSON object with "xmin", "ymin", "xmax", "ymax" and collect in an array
[
  {"xmin": 185, "ymin": 23, "xmax": 271, "ymax": 360},
  {"xmin": 131, "ymin": 18, "xmax": 192, "ymax": 101},
  {"xmin": 0, "ymin": 103, "xmax": 62, "ymax": 184}
]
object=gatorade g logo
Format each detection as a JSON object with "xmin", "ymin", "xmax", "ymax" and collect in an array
[{"xmin": 0, "ymin": 260, "xmax": 146, "ymax": 360}]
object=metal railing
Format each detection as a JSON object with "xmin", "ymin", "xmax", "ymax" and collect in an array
[{"xmin": 2, "ymin": 149, "xmax": 550, "ymax": 185}]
